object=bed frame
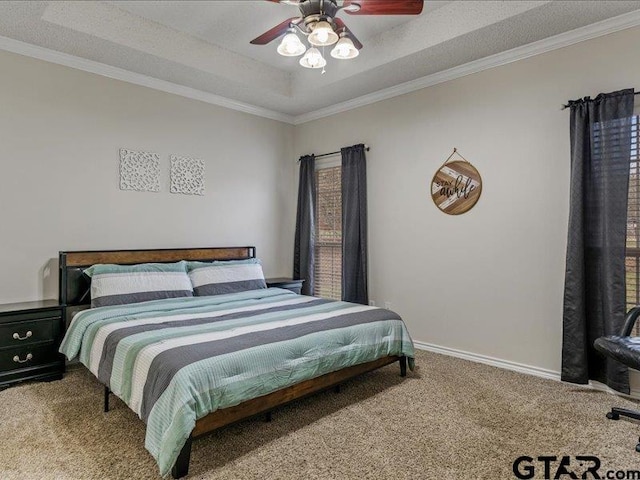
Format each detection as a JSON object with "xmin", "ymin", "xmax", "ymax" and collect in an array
[{"xmin": 58, "ymin": 247, "xmax": 407, "ymax": 479}]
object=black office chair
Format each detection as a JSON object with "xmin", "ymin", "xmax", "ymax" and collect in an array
[{"xmin": 594, "ymin": 307, "xmax": 640, "ymax": 452}]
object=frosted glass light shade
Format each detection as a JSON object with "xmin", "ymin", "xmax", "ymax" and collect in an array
[
  {"xmin": 299, "ymin": 47, "xmax": 327, "ymax": 69},
  {"xmin": 277, "ymin": 33, "xmax": 306, "ymax": 56},
  {"xmin": 308, "ymin": 21, "xmax": 339, "ymax": 46},
  {"xmin": 330, "ymin": 36, "xmax": 359, "ymax": 59}
]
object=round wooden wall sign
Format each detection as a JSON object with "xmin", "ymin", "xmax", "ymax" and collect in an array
[{"xmin": 431, "ymin": 157, "xmax": 482, "ymax": 215}]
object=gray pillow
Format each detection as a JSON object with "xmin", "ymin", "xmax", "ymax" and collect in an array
[
  {"xmin": 84, "ymin": 261, "xmax": 193, "ymax": 307},
  {"xmin": 186, "ymin": 258, "xmax": 266, "ymax": 297}
]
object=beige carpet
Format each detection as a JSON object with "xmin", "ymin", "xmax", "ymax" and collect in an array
[{"xmin": 1, "ymin": 350, "xmax": 640, "ymax": 479}]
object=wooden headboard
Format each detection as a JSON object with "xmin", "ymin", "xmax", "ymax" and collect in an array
[{"xmin": 59, "ymin": 246, "xmax": 256, "ymax": 324}]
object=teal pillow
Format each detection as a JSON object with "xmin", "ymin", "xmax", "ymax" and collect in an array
[{"xmin": 84, "ymin": 261, "xmax": 193, "ymax": 308}]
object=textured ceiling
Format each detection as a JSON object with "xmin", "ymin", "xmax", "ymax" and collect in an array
[
  {"xmin": 108, "ymin": 0, "xmax": 449, "ymax": 72},
  {"xmin": 0, "ymin": 1, "xmax": 640, "ymax": 118}
]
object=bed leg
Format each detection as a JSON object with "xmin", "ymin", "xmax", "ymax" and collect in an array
[
  {"xmin": 104, "ymin": 386, "xmax": 110, "ymax": 412},
  {"xmin": 172, "ymin": 436, "xmax": 192, "ymax": 479},
  {"xmin": 399, "ymin": 356, "xmax": 407, "ymax": 377},
  {"xmin": 334, "ymin": 384, "xmax": 341, "ymax": 393},
  {"xmin": 264, "ymin": 411, "xmax": 272, "ymax": 422}
]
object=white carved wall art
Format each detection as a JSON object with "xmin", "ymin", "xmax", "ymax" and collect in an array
[
  {"xmin": 170, "ymin": 155, "xmax": 205, "ymax": 195},
  {"xmin": 119, "ymin": 148, "xmax": 161, "ymax": 192}
]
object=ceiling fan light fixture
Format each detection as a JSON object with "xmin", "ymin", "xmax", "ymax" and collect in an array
[
  {"xmin": 299, "ymin": 47, "xmax": 327, "ymax": 69},
  {"xmin": 277, "ymin": 32, "xmax": 306, "ymax": 56},
  {"xmin": 308, "ymin": 20, "xmax": 339, "ymax": 46},
  {"xmin": 330, "ymin": 36, "xmax": 359, "ymax": 59}
]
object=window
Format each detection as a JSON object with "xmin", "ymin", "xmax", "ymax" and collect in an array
[
  {"xmin": 626, "ymin": 115, "xmax": 640, "ymax": 333},
  {"xmin": 314, "ymin": 165, "xmax": 342, "ymax": 300}
]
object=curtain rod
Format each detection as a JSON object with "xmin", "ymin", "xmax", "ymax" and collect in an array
[
  {"xmin": 299, "ymin": 145, "xmax": 370, "ymax": 161},
  {"xmin": 561, "ymin": 92, "xmax": 640, "ymax": 110}
]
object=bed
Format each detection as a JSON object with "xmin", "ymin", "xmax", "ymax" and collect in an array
[{"xmin": 58, "ymin": 247, "xmax": 415, "ymax": 478}]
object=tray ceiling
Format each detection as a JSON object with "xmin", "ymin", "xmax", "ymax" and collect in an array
[{"xmin": 1, "ymin": 1, "xmax": 640, "ymax": 120}]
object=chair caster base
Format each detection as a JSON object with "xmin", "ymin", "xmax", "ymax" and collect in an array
[
  {"xmin": 635, "ymin": 443, "xmax": 640, "ymax": 453},
  {"xmin": 607, "ymin": 411, "xmax": 620, "ymax": 420}
]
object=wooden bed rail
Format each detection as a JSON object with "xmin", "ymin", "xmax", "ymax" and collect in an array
[
  {"xmin": 61, "ymin": 247, "xmax": 255, "ymax": 268},
  {"xmin": 172, "ymin": 355, "xmax": 407, "ymax": 478}
]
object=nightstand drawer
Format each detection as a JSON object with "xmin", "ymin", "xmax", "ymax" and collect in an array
[
  {"xmin": 0, "ymin": 343, "xmax": 59, "ymax": 373},
  {"xmin": 0, "ymin": 301, "xmax": 63, "ymax": 389},
  {"xmin": 0, "ymin": 318, "xmax": 57, "ymax": 349}
]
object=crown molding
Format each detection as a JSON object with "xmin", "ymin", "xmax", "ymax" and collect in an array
[
  {"xmin": 0, "ymin": 35, "xmax": 295, "ymax": 124},
  {"xmin": 293, "ymin": 9, "xmax": 640, "ymax": 125},
  {"xmin": 1, "ymin": 8, "xmax": 640, "ymax": 126}
]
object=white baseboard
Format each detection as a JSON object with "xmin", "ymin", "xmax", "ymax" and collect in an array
[
  {"xmin": 414, "ymin": 340, "xmax": 561, "ymax": 381},
  {"xmin": 590, "ymin": 378, "xmax": 640, "ymax": 400},
  {"xmin": 413, "ymin": 340, "xmax": 640, "ymax": 400}
]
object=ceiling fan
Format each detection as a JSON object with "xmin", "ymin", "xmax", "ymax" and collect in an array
[{"xmin": 250, "ymin": 0, "xmax": 424, "ymax": 70}]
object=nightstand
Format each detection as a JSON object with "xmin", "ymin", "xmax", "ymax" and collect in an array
[
  {"xmin": 266, "ymin": 278, "xmax": 305, "ymax": 295},
  {"xmin": 0, "ymin": 300, "xmax": 64, "ymax": 390}
]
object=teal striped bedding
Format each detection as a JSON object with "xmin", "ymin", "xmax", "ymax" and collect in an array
[{"xmin": 59, "ymin": 288, "xmax": 415, "ymax": 476}]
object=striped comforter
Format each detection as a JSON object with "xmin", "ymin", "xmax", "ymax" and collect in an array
[{"xmin": 59, "ymin": 288, "xmax": 415, "ymax": 476}]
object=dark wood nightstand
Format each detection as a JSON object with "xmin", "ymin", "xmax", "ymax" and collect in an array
[
  {"xmin": 266, "ymin": 278, "xmax": 305, "ymax": 295},
  {"xmin": 0, "ymin": 300, "xmax": 64, "ymax": 390}
]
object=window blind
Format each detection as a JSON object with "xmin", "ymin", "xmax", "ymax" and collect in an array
[
  {"xmin": 314, "ymin": 165, "xmax": 342, "ymax": 300},
  {"xmin": 626, "ymin": 116, "xmax": 640, "ymax": 333}
]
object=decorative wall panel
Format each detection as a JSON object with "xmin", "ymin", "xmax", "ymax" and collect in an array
[
  {"xmin": 119, "ymin": 148, "xmax": 160, "ymax": 192},
  {"xmin": 170, "ymin": 155, "xmax": 205, "ymax": 195}
]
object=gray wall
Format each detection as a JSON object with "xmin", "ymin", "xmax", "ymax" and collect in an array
[
  {"xmin": 293, "ymin": 26, "xmax": 640, "ymax": 375},
  {"xmin": 0, "ymin": 50, "xmax": 295, "ymax": 303},
  {"xmin": 4, "ymin": 25, "xmax": 640, "ymax": 381}
]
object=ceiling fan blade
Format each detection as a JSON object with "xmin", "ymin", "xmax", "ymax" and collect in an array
[
  {"xmin": 343, "ymin": 0, "xmax": 424, "ymax": 15},
  {"xmin": 250, "ymin": 17, "xmax": 302, "ymax": 45},
  {"xmin": 334, "ymin": 18, "xmax": 363, "ymax": 50}
]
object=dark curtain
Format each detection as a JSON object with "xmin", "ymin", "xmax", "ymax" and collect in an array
[
  {"xmin": 293, "ymin": 155, "xmax": 316, "ymax": 296},
  {"xmin": 341, "ymin": 144, "xmax": 368, "ymax": 305},
  {"xmin": 562, "ymin": 89, "xmax": 634, "ymax": 393}
]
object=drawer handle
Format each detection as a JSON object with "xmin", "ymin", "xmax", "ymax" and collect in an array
[
  {"xmin": 12, "ymin": 331, "xmax": 33, "ymax": 341},
  {"xmin": 13, "ymin": 353, "xmax": 33, "ymax": 363}
]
